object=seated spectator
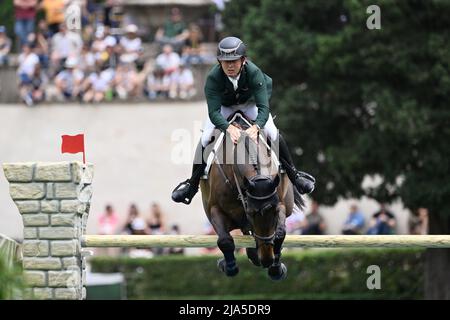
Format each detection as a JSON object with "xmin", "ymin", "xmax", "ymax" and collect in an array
[
  {"xmin": 342, "ymin": 204, "xmax": 365, "ymax": 235},
  {"xmin": 17, "ymin": 42, "xmax": 40, "ymax": 105},
  {"xmin": 78, "ymin": 44, "xmax": 96, "ymax": 73},
  {"xmin": 81, "ymin": 61, "xmax": 115, "ymax": 103},
  {"xmin": 114, "ymin": 59, "xmax": 139, "ymax": 100},
  {"xmin": 0, "ymin": 26, "xmax": 12, "ymax": 66},
  {"xmin": 301, "ymin": 200, "xmax": 326, "ymax": 235},
  {"xmin": 27, "ymin": 63, "xmax": 48, "ymax": 105},
  {"xmin": 54, "ymin": 57, "xmax": 84, "ymax": 101},
  {"xmin": 147, "ymin": 202, "xmax": 166, "ymax": 235},
  {"xmin": 175, "ymin": 62, "xmax": 196, "ymax": 100},
  {"xmin": 180, "ymin": 23, "xmax": 204, "ymax": 66},
  {"xmin": 367, "ymin": 203, "xmax": 397, "ymax": 235},
  {"xmin": 145, "ymin": 65, "xmax": 170, "ymax": 100},
  {"xmin": 98, "ymin": 204, "xmax": 120, "ymax": 235},
  {"xmin": 119, "ymin": 24, "xmax": 142, "ymax": 64},
  {"xmin": 155, "ymin": 7, "xmax": 189, "ymax": 53},
  {"xmin": 409, "ymin": 207, "xmax": 428, "ymax": 235},
  {"xmin": 156, "ymin": 44, "xmax": 180, "ymax": 99},
  {"xmin": 123, "ymin": 203, "xmax": 147, "ymax": 235}
]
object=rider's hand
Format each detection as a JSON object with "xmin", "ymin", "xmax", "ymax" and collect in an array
[
  {"xmin": 226, "ymin": 124, "xmax": 241, "ymax": 144},
  {"xmin": 245, "ymin": 125, "xmax": 259, "ymax": 142}
]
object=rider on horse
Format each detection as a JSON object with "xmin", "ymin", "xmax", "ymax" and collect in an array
[{"xmin": 171, "ymin": 36, "xmax": 315, "ymax": 204}]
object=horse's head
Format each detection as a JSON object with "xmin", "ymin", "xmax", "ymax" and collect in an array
[{"xmin": 243, "ymin": 174, "xmax": 280, "ymax": 268}]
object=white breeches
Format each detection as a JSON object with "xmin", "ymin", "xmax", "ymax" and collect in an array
[{"xmin": 201, "ymin": 102, "xmax": 278, "ymax": 147}]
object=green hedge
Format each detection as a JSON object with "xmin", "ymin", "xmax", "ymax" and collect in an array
[{"xmin": 89, "ymin": 248, "xmax": 424, "ymax": 300}]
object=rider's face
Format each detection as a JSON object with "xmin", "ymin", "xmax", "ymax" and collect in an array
[{"xmin": 220, "ymin": 58, "xmax": 244, "ymax": 77}]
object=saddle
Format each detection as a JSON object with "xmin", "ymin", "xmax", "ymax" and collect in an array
[{"xmin": 202, "ymin": 112, "xmax": 281, "ymax": 179}]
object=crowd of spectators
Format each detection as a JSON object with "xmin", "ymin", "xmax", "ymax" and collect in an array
[{"xmin": 2, "ymin": 1, "xmax": 218, "ymax": 106}]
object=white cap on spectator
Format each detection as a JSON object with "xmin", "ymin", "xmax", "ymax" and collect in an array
[
  {"xmin": 104, "ymin": 36, "xmax": 116, "ymax": 47},
  {"xmin": 65, "ymin": 57, "xmax": 78, "ymax": 68},
  {"xmin": 95, "ymin": 29, "xmax": 104, "ymax": 38},
  {"xmin": 125, "ymin": 24, "xmax": 138, "ymax": 33}
]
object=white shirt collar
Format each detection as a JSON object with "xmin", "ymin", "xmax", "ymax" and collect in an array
[{"xmin": 227, "ymin": 73, "xmax": 241, "ymax": 91}]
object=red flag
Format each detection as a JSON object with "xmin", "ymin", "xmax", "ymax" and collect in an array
[{"xmin": 61, "ymin": 134, "xmax": 85, "ymax": 163}]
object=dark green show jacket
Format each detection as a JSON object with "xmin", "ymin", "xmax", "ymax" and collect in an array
[{"xmin": 204, "ymin": 60, "xmax": 272, "ymax": 131}]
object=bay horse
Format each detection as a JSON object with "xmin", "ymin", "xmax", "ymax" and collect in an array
[{"xmin": 199, "ymin": 112, "xmax": 304, "ymax": 280}]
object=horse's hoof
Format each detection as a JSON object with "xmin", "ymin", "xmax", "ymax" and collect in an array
[
  {"xmin": 268, "ymin": 263, "xmax": 287, "ymax": 281},
  {"xmin": 217, "ymin": 258, "xmax": 239, "ymax": 277}
]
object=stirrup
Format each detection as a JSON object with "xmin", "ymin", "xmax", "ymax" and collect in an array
[{"xmin": 296, "ymin": 171, "xmax": 316, "ymax": 183}]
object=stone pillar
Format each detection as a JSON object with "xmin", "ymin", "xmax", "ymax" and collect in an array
[{"xmin": 2, "ymin": 162, "xmax": 93, "ymax": 300}]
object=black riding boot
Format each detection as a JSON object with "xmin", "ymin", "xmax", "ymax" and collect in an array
[
  {"xmin": 277, "ymin": 134, "xmax": 316, "ymax": 194},
  {"xmin": 171, "ymin": 141, "xmax": 207, "ymax": 204}
]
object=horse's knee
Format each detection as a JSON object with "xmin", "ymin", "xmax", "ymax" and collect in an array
[{"xmin": 217, "ymin": 236, "xmax": 235, "ymax": 252}]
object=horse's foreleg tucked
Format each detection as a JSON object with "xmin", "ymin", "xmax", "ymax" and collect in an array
[{"xmin": 210, "ymin": 206, "xmax": 239, "ymax": 277}]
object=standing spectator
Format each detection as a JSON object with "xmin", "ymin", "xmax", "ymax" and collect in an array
[
  {"xmin": 98, "ymin": 204, "xmax": 120, "ymax": 235},
  {"xmin": 409, "ymin": 207, "xmax": 429, "ymax": 235},
  {"xmin": 0, "ymin": 26, "xmax": 12, "ymax": 66},
  {"xmin": 39, "ymin": 0, "xmax": 65, "ymax": 36},
  {"xmin": 147, "ymin": 202, "xmax": 166, "ymax": 235},
  {"xmin": 367, "ymin": 203, "xmax": 397, "ymax": 235},
  {"xmin": 17, "ymin": 42, "xmax": 40, "ymax": 106},
  {"xmin": 342, "ymin": 204, "xmax": 365, "ymax": 235},
  {"xmin": 51, "ymin": 23, "xmax": 83, "ymax": 74},
  {"xmin": 14, "ymin": 0, "xmax": 38, "ymax": 48},
  {"xmin": 154, "ymin": 7, "xmax": 189, "ymax": 53},
  {"xmin": 301, "ymin": 200, "xmax": 326, "ymax": 235},
  {"xmin": 123, "ymin": 204, "xmax": 147, "ymax": 235}
]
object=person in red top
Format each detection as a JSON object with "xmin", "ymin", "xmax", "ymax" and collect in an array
[{"xmin": 14, "ymin": 0, "xmax": 38, "ymax": 48}]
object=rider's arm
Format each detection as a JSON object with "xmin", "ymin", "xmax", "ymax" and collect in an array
[
  {"xmin": 205, "ymin": 75, "xmax": 230, "ymax": 131},
  {"xmin": 251, "ymin": 70, "xmax": 271, "ymax": 129}
]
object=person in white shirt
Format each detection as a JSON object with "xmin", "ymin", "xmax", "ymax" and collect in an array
[
  {"xmin": 155, "ymin": 44, "xmax": 180, "ymax": 98},
  {"xmin": 54, "ymin": 57, "xmax": 84, "ymax": 100},
  {"xmin": 175, "ymin": 62, "xmax": 195, "ymax": 99},
  {"xmin": 119, "ymin": 24, "xmax": 142, "ymax": 63},
  {"xmin": 51, "ymin": 23, "xmax": 83, "ymax": 70},
  {"xmin": 17, "ymin": 42, "xmax": 40, "ymax": 83}
]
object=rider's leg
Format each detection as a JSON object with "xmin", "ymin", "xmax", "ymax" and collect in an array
[
  {"xmin": 171, "ymin": 140, "xmax": 207, "ymax": 204},
  {"xmin": 277, "ymin": 133, "xmax": 315, "ymax": 194}
]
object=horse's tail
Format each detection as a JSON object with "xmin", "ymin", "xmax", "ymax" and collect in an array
[{"xmin": 293, "ymin": 185, "xmax": 305, "ymax": 210}]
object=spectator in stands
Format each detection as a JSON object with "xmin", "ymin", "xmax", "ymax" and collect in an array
[
  {"xmin": 78, "ymin": 43, "xmax": 95, "ymax": 73},
  {"xmin": 366, "ymin": 203, "xmax": 397, "ymax": 235},
  {"xmin": 17, "ymin": 42, "xmax": 40, "ymax": 105},
  {"xmin": 34, "ymin": 20, "xmax": 51, "ymax": 69},
  {"xmin": 342, "ymin": 204, "xmax": 365, "ymax": 235},
  {"xmin": 155, "ymin": 44, "xmax": 180, "ymax": 99},
  {"xmin": 301, "ymin": 200, "xmax": 326, "ymax": 235},
  {"xmin": 39, "ymin": 0, "xmax": 65, "ymax": 36},
  {"xmin": 51, "ymin": 23, "xmax": 83, "ymax": 75},
  {"xmin": 119, "ymin": 24, "xmax": 142, "ymax": 64},
  {"xmin": 147, "ymin": 202, "xmax": 166, "ymax": 235},
  {"xmin": 28, "ymin": 63, "xmax": 48, "ymax": 105},
  {"xmin": 0, "ymin": 26, "xmax": 12, "ymax": 66},
  {"xmin": 145, "ymin": 65, "xmax": 169, "ymax": 100},
  {"xmin": 54, "ymin": 57, "xmax": 84, "ymax": 101},
  {"xmin": 181, "ymin": 23, "xmax": 204, "ymax": 66},
  {"xmin": 409, "ymin": 207, "xmax": 429, "ymax": 235},
  {"xmin": 14, "ymin": 0, "xmax": 38, "ymax": 48},
  {"xmin": 176, "ymin": 62, "xmax": 196, "ymax": 100},
  {"xmin": 114, "ymin": 59, "xmax": 139, "ymax": 100},
  {"xmin": 123, "ymin": 203, "xmax": 147, "ymax": 235},
  {"xmin": 98, "ymin": 204, "xmax": 120, "ymax": 235},
  {"xmin": 81, "ymin": 61, "xmax": 115, "ymax": 103},
  {"xmin": 155, "ymin": 7, "xmax": 189, "ymax": 53}
]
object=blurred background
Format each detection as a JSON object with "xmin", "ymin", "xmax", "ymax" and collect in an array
[{"xmin": 0, "ymin": 0, "xmax": 449, "ymax": 299}]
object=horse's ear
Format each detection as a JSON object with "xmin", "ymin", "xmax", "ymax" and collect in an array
[{"xmin": 272, "ymin": 174, "xmax": 280, "ymax": 189}]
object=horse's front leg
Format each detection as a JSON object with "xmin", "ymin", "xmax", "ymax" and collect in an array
[
  {"xmin": 268, "ymin": 205, "xmax": 288, "ymax": 281},
  {"xmin": 210, "ymin": 206, "xmax": 239, "ymax": 277},
  {"xmin": 242, "ymin": 227, "xmax": 261, "ymax": 267}
]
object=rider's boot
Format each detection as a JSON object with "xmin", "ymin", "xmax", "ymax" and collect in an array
[
  {"xmin": 171, "ymin": 140, "xmax": 207, "ymax": 204},
  {"xmin": 276, "ymin": 134, "xmax": 315, "ymax": 194}
]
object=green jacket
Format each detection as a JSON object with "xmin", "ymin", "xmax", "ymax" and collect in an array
[{"xmin": 204, "ymin": 60, "xmax": 272, "ymax": 131}]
